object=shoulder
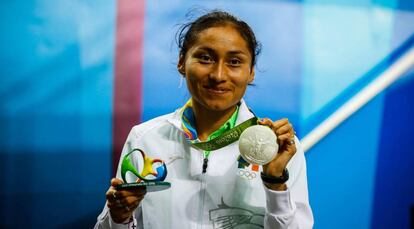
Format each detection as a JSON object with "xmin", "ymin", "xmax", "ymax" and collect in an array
[{"xmin": 128, "ymin": 112, "xmax": 178, "ymax": 139}]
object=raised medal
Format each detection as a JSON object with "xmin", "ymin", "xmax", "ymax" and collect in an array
[{"xmin": 238, "ymin": 125, "xmax": 278, "ymax": 165}]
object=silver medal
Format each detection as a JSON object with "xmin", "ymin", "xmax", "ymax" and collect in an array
[{"xmin": 238, "ymin": 125, "xmax": 278, "ymax": 165}]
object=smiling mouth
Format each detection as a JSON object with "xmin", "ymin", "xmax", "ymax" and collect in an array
[{"xmin": 203, "ymin": 86, "xmax": 231, "ymax": 94}]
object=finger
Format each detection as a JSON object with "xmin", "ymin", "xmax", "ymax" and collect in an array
[
  {"xmin": 109, "ymin": 202, "xmax": 130, "ymax": 214},
  {"xmin": 272, "ymin": 118, "xmax": 289, "ymax": 129},
  {"xmin": 106, "ymin": 196, "xmax": 122, "ymax": 208},
  {"xmin": 122, "ymin": 196, "xmax": 144, "ymax": 213},
  {"xmin": 108, "ymin": 191, "xmax": 145, "ymax": 211},
  {"xmin": 107, "ymin": 198, "xmax": 125, "ymax": 210},
  {"xmin": 130, "ymin": 198, "xmax": 142, "ymax": 207},
  {"xmin": 288, "ymin": 137, "xmax": 296, "ymax": 145},
  {"xmin": 118, "ymin": 195, "xmax": 144, "ymax": 206},
  {"xmin": 106, "ymin": 187, "xmax": 118, "ymax": 202},
  {"xmin": 276, "ymin": 143, "xmax": 297, "ymax": 160},
  {"xmin": 277, "ymin": 133, "xmax": 292, "ymax": 143},
  {"xmin": 113, "ymin": 187, "xmax": 147, "ymax": 199},
  {"xmin": 274, "ymin": 123, "xmax": 293, "ymax": 136},
  {"xmin": 107, "ymin": 189, "xmax": 145, "ymax": 211},
  {"xmin": 109, "ymin": 208, "xmax": 131, "ymax": 224},
  {"xmin": 258, "ymin": 118, "xmax": 273, "ymax": 127},
  {"xmin": 111, "ymin": 178, "xmax": 124, "ymax": 187},
  {"xmin": 107, "ymin": 201, "xmax": 122, "ymax": 210},
  {"xmin": 286, "ymin": 141, "xmax": 297, "ymax": 155},
  {"xmin": 108, "ymin": 195, "xmax": 133, "ymax": 210}
]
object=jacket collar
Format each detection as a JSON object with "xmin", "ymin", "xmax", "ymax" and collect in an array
[{"xmin": 167, "ymin": 99, "xmax": 255, "ymax": 133}]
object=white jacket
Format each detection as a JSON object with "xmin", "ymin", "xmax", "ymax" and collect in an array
[{"xmin": 95, "ymin": 101, "xmax": 313, "ymax": 229}]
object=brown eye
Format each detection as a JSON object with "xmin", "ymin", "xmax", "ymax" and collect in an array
[
  {"xmin": 229, "ymin": 58, "xmax": 241, "ymax": 66},
  {"xmin": 199, "ymin": 54, "xmax": 213, "ymax": 64}
]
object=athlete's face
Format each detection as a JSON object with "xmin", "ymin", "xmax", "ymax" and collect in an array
[{"xmin": 178, "ymin": 25, "xmax": 255, "ymax": 112}]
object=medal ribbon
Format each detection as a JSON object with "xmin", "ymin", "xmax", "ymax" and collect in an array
[
  {"xmin": 181, "ymin": 99, "xmax": 259, "ymax": 151},
  {"xmin": 192, "ymin": 117, "xmax": 258, "ymax": 151}
]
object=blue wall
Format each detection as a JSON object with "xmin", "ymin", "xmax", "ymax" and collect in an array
[
  {"xmin": 0, "ymin": 1, "xmax": 115, "ymax": 228},
  {"xmin": 1, "ymin": 0, "xmax": 413, "ymax": 228},
  {"xmin": 371, "ymin": 68, "xmax": 414, "ymax": 229}
]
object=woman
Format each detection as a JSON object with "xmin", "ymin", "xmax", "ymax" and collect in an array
[{"xmin": 95, "ymin": 10, "xmax": 313, "ymax": 229}]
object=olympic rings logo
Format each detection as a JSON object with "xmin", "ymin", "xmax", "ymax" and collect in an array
[{"xmin": 238, "ymin": 169, "xmax": 257, "ymax": 180}]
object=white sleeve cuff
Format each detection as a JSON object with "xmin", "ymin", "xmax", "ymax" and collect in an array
[
  {"xmin": 109, "ymin": 214, "xmax": 137, "ymax": 229},
  {"xmin": 264, "ymin": 185, "xmax": 296, "ymax": 215},
  {"xmin": 96, "ymin": 205, "xmax": 138, "ymax": 229}
]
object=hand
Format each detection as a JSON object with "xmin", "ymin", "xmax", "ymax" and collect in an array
[
  {"xmin": 105, "ymin": 178, "xmax": 146, "ymax": 223},
  {"xmin": 258, "ymin": 118, "xmax": 297, "ymax": 190}
]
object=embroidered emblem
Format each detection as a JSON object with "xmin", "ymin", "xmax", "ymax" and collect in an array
[
  {"xmin": 238, "ymin": 169, "xmax": 257, "ymax": 180},
  {"xmin": 237, "ymin": 155, "xmax": 259, "ymax": 180},
  {"xmin": 209, "ymin": 198, "xmax": 264, "ymax": 228},
  {"xmin": 237, "ymin": 156, "xmax": 259, "ymax": 171}
]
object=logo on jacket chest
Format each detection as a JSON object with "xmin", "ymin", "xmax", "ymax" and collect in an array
[
  {"xmin": 209, "ymin": 197, "xmax": 264, "ymax": 228},
  {"xmin": 237, "ymin": 155, "xmax": 259, "ymax": 180}
]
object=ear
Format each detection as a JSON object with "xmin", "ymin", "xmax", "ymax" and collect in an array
[
  {"xmin": 177, "ymin": 54, "xmax": 186, "ymax": 76},
  {"xmin": 248, "ymin": 68, "xmax": 255, "ymax": 84}
]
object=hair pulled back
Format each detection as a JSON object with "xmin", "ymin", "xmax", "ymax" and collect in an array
[{"xmin": 176, "ymin": 10, "xmax": 261, "ymax": 68}]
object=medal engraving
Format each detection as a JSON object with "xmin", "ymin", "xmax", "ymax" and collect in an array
[{"xmin": 238, "ymin": 125, "xmax": 278, "ymax": 165}]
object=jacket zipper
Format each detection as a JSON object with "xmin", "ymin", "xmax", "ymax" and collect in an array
[
  {"xmin": 202, "ymin": 157, "xmax": 208, "ymax": 173},
  {"xmin": 202, "ymin": 150, "xmax": 210, "ymax": 174},
  {"xmin": 198, "ymin": 151, "xmax": 209, "ymax": 229}
]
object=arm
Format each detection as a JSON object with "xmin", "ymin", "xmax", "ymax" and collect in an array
[
  {"xmin": 95, "ymin": 128, "xmax": 146, "ymax": 229},
  {"xmin": 94, "ymin": 204, "xmax": 142, "ymax": 229},
  {"xmin": 263, "ymin": 140, "xmax": 313, "ymax": 228},
  {"xmin": 258, "ymin": 118, "xmax": 313, "ymax": 228}
]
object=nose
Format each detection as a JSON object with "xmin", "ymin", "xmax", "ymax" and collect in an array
[{"xmin": 208, "ymin": 60, "xmax": 226, "ymax": 83}]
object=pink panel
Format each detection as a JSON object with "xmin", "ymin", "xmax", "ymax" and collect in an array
[{"xmin": 112, "ymin": 0, "xmax": 144, "ymax": 175}]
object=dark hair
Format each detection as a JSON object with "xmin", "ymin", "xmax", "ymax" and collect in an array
[{"xmin": 176, "ymin": 10, "xmax": 261, "ymax": 69}]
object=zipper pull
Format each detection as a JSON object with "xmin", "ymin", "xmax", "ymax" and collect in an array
[{"xmin": 202, "ymin": 157, "xmax": 208, "ymax": 173}]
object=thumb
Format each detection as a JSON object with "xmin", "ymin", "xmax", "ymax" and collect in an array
[
  {"xmin": 110, "ymin": 178, "xmax": 124, "ymax": 187},
  {"xmin": 258, "ymin": 118, "xmax": 272, "ymax": 126}
]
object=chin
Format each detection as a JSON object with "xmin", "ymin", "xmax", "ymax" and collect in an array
[{"xmin": 202, "ymin": 98, "xmax": 237, "ymax": 112}]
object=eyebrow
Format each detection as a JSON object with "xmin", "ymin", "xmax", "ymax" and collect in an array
[
  {"xmin": 197, "ymin": 46, "xmax": 248, "ymax": 56},
  {"xmin": 228, "ymin": 50, "xmax": 248, "ymax": 56}
]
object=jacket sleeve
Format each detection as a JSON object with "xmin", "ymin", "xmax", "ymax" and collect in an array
[
  {"xmin": 264, "ymin": 137, "xmax": 314, "ymax": 229},
  {"xmin": 94, "ymin": 127, "xmax": 144, "ymax": 229},
  {"xmin": 94, "ymin": 205, "xmax": 142, "ymax": 229}
]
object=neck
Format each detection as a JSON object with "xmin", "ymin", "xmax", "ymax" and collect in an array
[{"xmin": 192, "ymin": 101, "xmax": 237, "ymax": 141}]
